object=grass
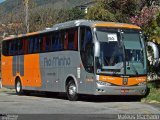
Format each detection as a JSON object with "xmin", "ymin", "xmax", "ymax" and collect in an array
[{"xmin": 142, "ymin": 81, "xmax": 160, "ymax": 103}]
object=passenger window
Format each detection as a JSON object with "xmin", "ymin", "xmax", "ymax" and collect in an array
[
  {"xmin": 51, "ymin": 32, "xmax": 57, "ymax": 51},
  {"xmin": 68, "ymin": 30, "xmax": 75, "ymax": 49},
  {"xmin": 14, "ymin": 40, "xmax": 19, "ymax": 55},
  {"xmin": 45, "ymin": 34, "xmax": 52, "ymax": 52},
  {"xmin": 59, "ymin": 31, "xmax": 65, "ymax": 50},
  {"xmin": 18, "ymin": 39, "xmax": 23, "ymax": 55},
  {"xmin": 9, "ymin": 41, "xmax": 14, "ymax": 55},
  {"xmin": 41, "ymin": 36, "xmax": 46, "ymax": 52},
  {"xmin": 2, "ymin": 41, "xmax": 9, "ymax": 56},
  {"xmin": 74, "ymin": 30, "xmax": 78, "ymax": 50},
  {"xmin": 66, "ymin": 28, "xmax": 78, "ymax": 50},
  {"xmin": 28, "ymin": 38, "xmax": 34, "ymax": 54},
  {"xmin": 33, "ymin": 38, "xmax": 39, "ymax": 53},
  {"xmin": 38, "ymin": 37, "xmax": 42, "ymax": 52},
  {"xmin": 64, "ymin": 32, "xmax": 68, "ymax": 50},
  {"xmin": 80, "ymin": 27, "xmax": 92, "ymax": 51},
  {"xmin": 23, "ymin": 39, "xmax": 28, "ymax": 54}
]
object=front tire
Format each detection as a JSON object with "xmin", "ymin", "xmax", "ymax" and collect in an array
[
  {"xmin": 15, "ymin": 79, "xmax": 23, "ymax": 95},
  {"xmin": 66, "ymin": 80, "xmax": 78, "ymax": 101}
]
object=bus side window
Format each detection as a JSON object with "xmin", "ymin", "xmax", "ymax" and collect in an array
[
  {"xmin": 23, "ymin": 39, "xmax": 28, "ymax": 54},
  {"xmin": 2, "ymin": 41, "xmax": 9, "ymax": 56},
  {"xmin": 51, "ymin": 32, "xmax": 56, "ymax": 51},
  {"xmin": 46, "ymin": 34, "xmax": 52, "ymax": 52},
  {"xmin": 14, "ymin": 40, "xmax": 19, "ymax": 55},
  {"xmin": 28, "ymin": 38, "xmax": 34, "ymax": 54},
  {"xmin": 9, "ymin": 41, "xmax": 14, "ymax": 56},
  {"xmin": 33, "ymin": 37, "xmax": 39, "ymax": 53},
  {"xmin": 83, "ymin": 28, "xmax": 92, "ymax": 50},
  {"xmin": 80, "ymin": 27, "xmax": 92, "ymax": 51},
  {"xmin": 74, "ymin": 30, "xmax": 78, "ymax": 50},
  {"xmin": 55, "ymin": 32, "xmax": 60, "ymax": 50},
  {"xmin": 41, "ymin": 36, "xmax": 46, "ymax": 52},
  {"xmin": 64, "ymin": 32, "xmax": 68, "ymax": 50},
  {"xmin": 39, "ymin": 36, "xmax": 43, "ymax": 53},
  {"xmin": 80, "ymin": 27, "xmax": 85, "ymax": 51},
  {"xmin": 68, "ymin": 29, "xmax": 74, "ymax": 49},
  {"xmin": 52, "ymin": 31, "xmax": 62, "ymax": 51},
  {"xmin": 59, "ymin": 31, "xmax": 65, "ymax": 50},
  {"xmin": 18, "ymin": 39, "xmax": 23, "ymax": 55}
]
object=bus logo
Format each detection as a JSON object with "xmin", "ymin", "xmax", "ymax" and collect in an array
[{"xmin": 123, "ymin": 78, "xmax": 128, "ymax": 85}]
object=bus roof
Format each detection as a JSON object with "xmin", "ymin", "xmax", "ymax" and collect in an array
[{"xmin": 3, "ymin": 19, "xmax": 141, "ymax": 41}]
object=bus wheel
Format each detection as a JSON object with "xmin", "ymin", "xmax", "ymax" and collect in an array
[
  {"xmin": 15, "ymin": 79, "xmax": 23, "ymax": 95},
  {"xmin": 66, "ymin": 80, "xmax": 78, "ymax": 101}
]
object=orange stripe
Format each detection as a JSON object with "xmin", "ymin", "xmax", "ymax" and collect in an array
[
  {"xmin": 3, "ymin": 32, "xmax": 39, "ymax": 41},
  {"xmin": 26, "ymin": 32, "xmax": 39, "ymax": 36},
  {"xmin": 95, "ymin": 23, "xmax": 141, "ymax": 29},
  {"xmin": 99, "ymin": 76, "xmax": 122, "ymax": 85},
  {"xmin": 99, "ymin": 75, "xmax": 146, "ymax": 86}
]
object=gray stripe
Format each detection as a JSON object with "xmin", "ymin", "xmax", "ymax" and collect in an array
[
  {"xmin": 20, "ymin": 55, "xmax": 24, "ymax": 76},
  {"xmin": 12, "ymin": 56, "xmax": 16, "ymax": 76}
]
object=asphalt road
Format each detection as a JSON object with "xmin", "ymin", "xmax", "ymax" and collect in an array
[{"xmin": 0, "ymin": 88, "xmax": 160, "ymax": 120}]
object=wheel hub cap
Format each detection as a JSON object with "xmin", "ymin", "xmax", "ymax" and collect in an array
[
  {"xmin": 17, "ymin": 82, "xmax": 21, "ymax": 92},
  {"xmin": 69, "ymin": 84, "xmax": 76, "ymax": 95}
]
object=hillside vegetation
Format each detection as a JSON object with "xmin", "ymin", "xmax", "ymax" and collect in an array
[
  {"xmin": 0, "ymin": 0, "xmax": 91, "ymax": 14},
  {"xmin": 0, "ymin": 0, "xmax": 92, "ymax": 35}
]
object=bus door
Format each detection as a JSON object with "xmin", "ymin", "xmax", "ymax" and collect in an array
[{"xmin": 80, "ymin": 27, "xmax": 95, "ymax": 93}]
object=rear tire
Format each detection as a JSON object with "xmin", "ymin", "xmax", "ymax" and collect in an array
[{"xmin": 15, "ymin": 79, "xmax": 23, "ymax": 95}]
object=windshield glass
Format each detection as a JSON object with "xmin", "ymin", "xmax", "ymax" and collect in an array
[
  {"xmin": 95, "ymin": 27, "xmax": 147, "ymax": 76},
  {"xmin": 123, "ymin": 30, "xmax": 147, "ymax": 75},
  {"xmin": 95, "ymin": 28, "xmax": 124, "ymax": 75}
]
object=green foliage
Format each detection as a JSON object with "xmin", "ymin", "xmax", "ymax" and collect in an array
[
  {"xmin": 142, "ymin": 82, "xmax": 160, "ymax": 102},
  {"xmin": 68, "ymin": 8, "xmax": 85, "ymax": 21},
  {"xmin": 86, "ymin": 5, "xmax": 116, "ymax": 21},
  {"xmin": 143, "ymin": 11, "xmax": 160, "ymax": 43},
  {"xmin": 86, "ymin": 0, "xmax": 138, "ymax": 23}
]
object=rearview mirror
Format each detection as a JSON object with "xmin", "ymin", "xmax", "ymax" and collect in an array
[
  {"xmin": 94, "ymin": 41, "xmax": 100, "ymax": 57},
  {"xmin": 147, "ymin": 42, "xmax": 159, "ymax": 67}
]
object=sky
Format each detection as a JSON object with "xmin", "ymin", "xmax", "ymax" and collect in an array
[{"xmin": 0, "ymin": 0, "xmax": 5, "ymax": 3}]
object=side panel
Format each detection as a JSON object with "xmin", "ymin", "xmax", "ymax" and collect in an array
[
  {"xmin": 2, "ymin": 51, "xmax": 96, "ymax": 94},
  {"xmin": 2, "ymin": 54, "xmax": 42, "ymax": 89},
  {"xmin": 22, "ymin": 54, "xmax": 41, "ymax": 88},
  {"xmin": 39, "ymin": 51, "xmax": 83, "ymax": 92}
]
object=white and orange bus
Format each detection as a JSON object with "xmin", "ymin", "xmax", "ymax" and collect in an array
[{"xmin": 1, "ymin": 20, "xmax": 147, "ymax": 101}]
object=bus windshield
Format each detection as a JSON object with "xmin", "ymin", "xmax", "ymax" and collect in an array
[{"xmin": 95, "ymin": 27, "xmax": 147, "ymax": 76}]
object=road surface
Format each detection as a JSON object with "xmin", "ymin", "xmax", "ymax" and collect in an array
[{"xmin": 0, "ymin": 88, "xmax": 159, "ymax": 120}]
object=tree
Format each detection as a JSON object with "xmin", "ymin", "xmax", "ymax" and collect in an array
[
  {"xmin": 86, "ymin": 0, "xmax": 116, "ymax": 21},
  {"xmin": 68, "ymin": 8, "xmax": 85, "ymax": 21},
  {"xmin": 86, "ymin": 0, "xmax": 138, "ymax": 23},
  {"xmin": 130, "ymin": 4, "xmax": 160, "ymax": 42}
]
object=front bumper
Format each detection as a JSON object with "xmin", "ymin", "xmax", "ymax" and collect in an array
[{"xmin": 94, "ymin": 83, "xmax": 147, "ymax": 95}]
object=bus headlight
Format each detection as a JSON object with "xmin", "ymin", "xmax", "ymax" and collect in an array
[
  {"xmin": 96, "ymin": 81, "xmax": 111, "ymax": 86},
  {"xmin": 138, "ymin": 82, "xmax": 146, "ymax": 86}
]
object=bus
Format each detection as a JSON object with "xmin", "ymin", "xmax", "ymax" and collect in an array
[{"xmin": 1, "ymin": 20, "xmax": 147, "ymax": 101}]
